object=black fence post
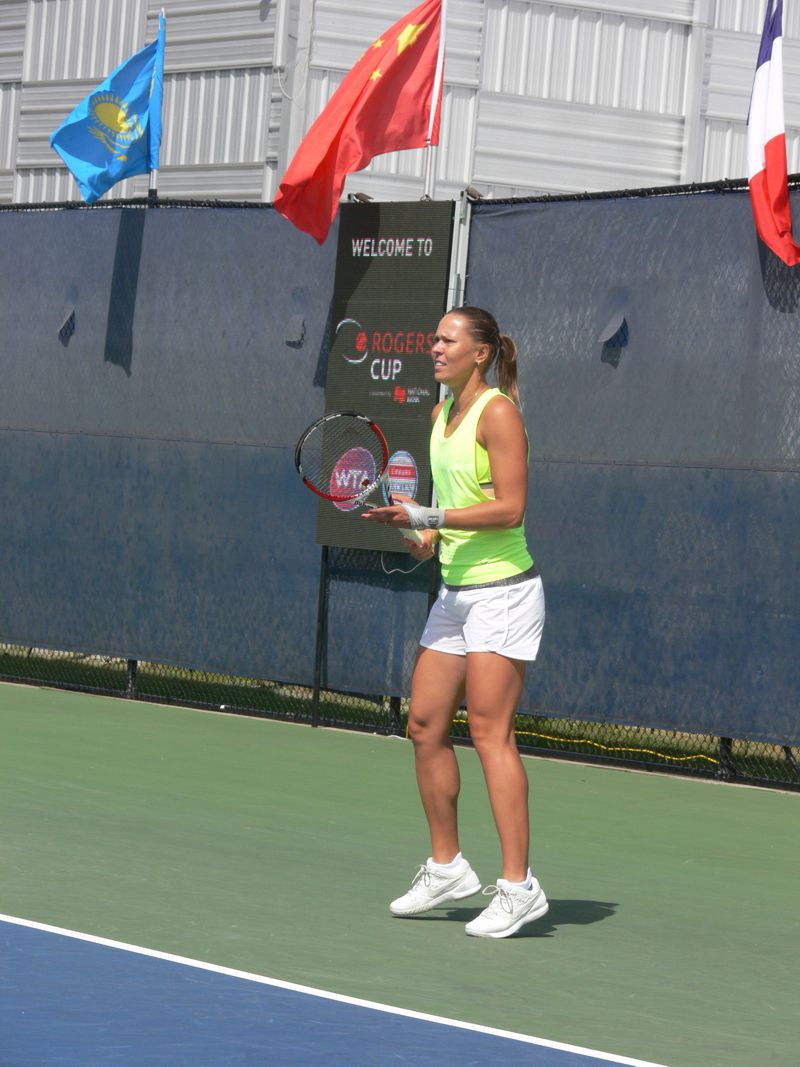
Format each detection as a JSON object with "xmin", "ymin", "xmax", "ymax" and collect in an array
[
  {"xmin": 126, "ymin": 659, "xmax": 138, "ymax": 698},
  {"xmin": 310, "ymin": 546, "xmax": 329, "ymax": 728},
  {"xmin": 388, "ymin": 695, "xmax": 403, "ymax": 736},
  {"xmin": 783, "ymin": 745, "xmax": 800, "ymax": 776},
  {"xmin": 718, "ymin": 736, "xmax": 734, "ymax": 780}
]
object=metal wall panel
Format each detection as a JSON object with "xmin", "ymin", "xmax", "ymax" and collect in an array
[
  {"xmin": 150, "ymin": 164, "xmax": 267, "ymax": 200},
  {"xmin": 144, "ymin": 0, "xmax": 275, "ymax": 74},
  {"xmin": 24, "ymin": 0, "xmax": 147, "ymax": 83},
  {"xmin": 17, "ymin": 81, "xmax": 96, "ymax": 167},
  {"xmin": 539, "ymin": 0, "xmax": 699, "ymax": 21},
  {"xmin": 19, "ymin": 160, "xmax": 266, "ymax": 201},
  {"xmin": 310, "ymin": 0, "xmax": 483, "ymax": 87},
  {"xmin": 714, "ymin": 0, "xmax": 800, "ymax": 38},
  {"xmin": 161, "ymin": 68, "xmax": 272, "ymax": 166},
  {"xmin": 0, "ymin": 82, "xmax": 19, "ymax": 169},
  {"xmin": 483, "ymin": 2, "xmax": 690, "ymax": 115},
  {"xmin": 701, "ymin": 119, "xmax": 800, "ymax": 184},
  {"xmin": 474, "ymin": 93, "xmax": 685, "ymax": 196},
  {"xmin": 699, "ymin": 29, "xmax": 800, "ymax": 182},
  {"xmin": 14, "ymin": 165, "xmax": 146, "ymax": 201},
  {"xmin": 706, "ymin": 30, "xmax": 800, "ymax": 125},
  {"xmin": 0, "ymin": 0, "xmax": 25, "ymax": 82},
  {"xmin": 5, "ymin": 3, "xmax": 800, "ymax": 226}
]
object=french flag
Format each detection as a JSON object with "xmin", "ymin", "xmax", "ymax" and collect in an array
[{"xmin": 747, "ymin": 0, "xmax": 800, "ymax": 265}]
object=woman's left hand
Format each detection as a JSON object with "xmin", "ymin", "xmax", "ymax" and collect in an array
[{"xmin": 361, "ymin": 493, "xmax": 417, "ymax": 530}]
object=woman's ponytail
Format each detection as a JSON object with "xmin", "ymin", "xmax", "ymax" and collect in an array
[
  {"xmin": 496, "ymin": 334, "xmax": 519, "ymax": 405},
  {"xmin": 450, "ymin": 306, "xmax": 522, "ymax": 406}
]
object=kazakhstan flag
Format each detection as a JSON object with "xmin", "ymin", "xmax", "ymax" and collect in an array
[{"xmin": 50, "ymin": 14, "xmax": 165, "ymax": 204}]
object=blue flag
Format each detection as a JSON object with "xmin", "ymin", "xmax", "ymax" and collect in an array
[{"xmin": 50, "ymin": 15, "xmax": 165, "ymax": 205}]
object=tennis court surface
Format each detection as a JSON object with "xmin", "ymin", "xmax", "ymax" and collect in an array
[{"xmin": 1, "ymin": 683, "xmax": 797, "ymax": 1066}]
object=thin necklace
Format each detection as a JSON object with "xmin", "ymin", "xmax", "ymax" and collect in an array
[{"xmin": 450, "ymin": 382, "xmax": 487, "ymax": 421}]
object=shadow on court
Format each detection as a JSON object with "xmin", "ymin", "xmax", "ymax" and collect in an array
[{"xmin": 432, "ymin": 899, "xmax": 618, "ymax": 936}]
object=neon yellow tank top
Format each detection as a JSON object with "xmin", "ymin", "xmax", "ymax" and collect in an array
[{"xmin": 430, "ymin": 387, "xmax": 534, "ymax": 585}]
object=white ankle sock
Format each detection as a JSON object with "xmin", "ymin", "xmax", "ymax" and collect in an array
[
  {"xmin": 500, "ymin": 869, "xmax": 533, "ymax": 890},
  {"xmin": 429, "ymin": 851, "xmax": 463, "ymax": 872}
]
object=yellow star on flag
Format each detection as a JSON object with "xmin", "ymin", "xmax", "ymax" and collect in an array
[
  {"xmin": 397, "ymin": 21, "xmax": 426, "ymax": 55},
  {"xmin": 372, "ymin": 38, "xmax": 384, "ymax": 49},
  {"xmin": 370, "ymin": 69, "xmax": 382, "ymax": 82}
]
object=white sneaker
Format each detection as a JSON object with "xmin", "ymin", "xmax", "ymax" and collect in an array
[
  {"xmin": 390, "ymin": 858, "xmax": 482, "ymax": 917},
  {"xmin": 464, "ymin": 877, "xmax": 549, "ymax": 938}
]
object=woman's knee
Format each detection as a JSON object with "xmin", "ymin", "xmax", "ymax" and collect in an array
[
  {"xmin": 408, "ymin": 706, "xmax": 451, "ymax": 748},
  {"xmin": 468, "ymin": 709, "xmax": 516, "ymax": 754}
]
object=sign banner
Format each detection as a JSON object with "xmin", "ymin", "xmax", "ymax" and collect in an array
[{"xmin": 317, "ymin": 200, "xmax": 454, "ymax": 550}]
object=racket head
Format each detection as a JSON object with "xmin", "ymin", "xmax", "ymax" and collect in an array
[{"xmin": 294, "ymin": 411, "xmax": 390, "ymax": 505}]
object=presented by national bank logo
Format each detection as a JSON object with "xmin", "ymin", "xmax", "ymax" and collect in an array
[{"xmin": 88, "ymin": 92, "xmax": 144, "ymax": 161}]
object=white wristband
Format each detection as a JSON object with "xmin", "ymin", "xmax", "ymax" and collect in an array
[{"xmin": 400, "ymin": 503, "xmax": 446, "ymax": 530}]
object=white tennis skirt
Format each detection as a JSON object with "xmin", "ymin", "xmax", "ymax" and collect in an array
[{"xmin": 419, "ymin": 575, "xmax": 545, "ymax": 661}]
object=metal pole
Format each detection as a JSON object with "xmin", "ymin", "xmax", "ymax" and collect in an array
[
  {"xmin": 389, "ymin": 695, "xmax": 403, "ymax": 736},
  {"xmin": 718, "ymin": 736, "xmax": 734, "ymax": 780},
  {"xmin": 422, "ymin": 0, "xmax": 447, "ymax": 200},
  {"xmin": 310, "ymin": 546, "xmax": 329, "ymax": 727},
  {"xmin": 126, "ymin": 659, "xmax": 138, "ymax": 697}
]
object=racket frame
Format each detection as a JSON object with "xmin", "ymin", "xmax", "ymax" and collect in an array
[{"xmin": 294, "ymin": 410, "xmax": 390, "ymax": 504}]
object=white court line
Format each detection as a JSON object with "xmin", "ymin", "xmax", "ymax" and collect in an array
[{"xmin": 1, "ymin": 914, "xmax": 669, "ymax": 1067}]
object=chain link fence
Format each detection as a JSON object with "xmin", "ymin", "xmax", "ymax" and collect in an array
[{"xmin": 3, "ymin": 642, "xmax": 797, "ymax": 791}]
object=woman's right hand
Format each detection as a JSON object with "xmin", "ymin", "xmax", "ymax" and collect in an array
[{"xmin": 403, "ymin": 529, "xmax": 439, "ymax": 561}]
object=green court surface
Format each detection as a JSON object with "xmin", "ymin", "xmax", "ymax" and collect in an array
[{"xmin": 1, "ymin": 683, "xmax": 796, "ymax": 1067}]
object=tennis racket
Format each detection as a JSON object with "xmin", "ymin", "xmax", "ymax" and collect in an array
[{"xmin": 294, "ymin": 410, "xmax": 423, "ymax": 543}]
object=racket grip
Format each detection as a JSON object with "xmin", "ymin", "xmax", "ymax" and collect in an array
[{"xmin": 400, "ymin": 527, "xmax": 424, "ymax": 545}]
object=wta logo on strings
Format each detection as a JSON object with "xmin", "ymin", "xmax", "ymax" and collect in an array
[
  {"xmin": 329, "ymin": 448, "xmax": 419, "ymax": 512},
  {"xmin": 330, "ymin": 447, "xmax": 375, "ymax": 512}
]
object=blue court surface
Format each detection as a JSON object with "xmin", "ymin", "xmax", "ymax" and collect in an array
[{"xmin": 1, "ymin": 916, "xmax": 666, "ymax": 1067}]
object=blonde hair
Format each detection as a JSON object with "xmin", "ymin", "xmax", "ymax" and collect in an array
[{"xmin": 452, "ymin": 305, "xmax": 520, "ymax": 405}]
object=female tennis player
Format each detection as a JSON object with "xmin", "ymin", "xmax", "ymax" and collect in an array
[{"xmin": 362, "ymin": 305, "xmax": 547, "ymax": 938}]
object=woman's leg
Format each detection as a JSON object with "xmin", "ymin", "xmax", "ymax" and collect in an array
[
  {"xmin": 465, "ymin": 652, "xmax": 529, "ymax": 882},
  {"xmin": 408, "ymin": 646, "xmax": 467, "ymax": 863}
]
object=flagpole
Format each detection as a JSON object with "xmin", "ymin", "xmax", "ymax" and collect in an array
[
  {"xmin": 149, "ymin": 9, "xmax": 166, "ymax": 203},
  {"xmin": 423, "ymin": 0, "xmax": 447, "ymax": 199}
]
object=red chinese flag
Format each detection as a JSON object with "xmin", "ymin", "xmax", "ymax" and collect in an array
[{"xmin": 273, "ymin": 0, "xmax": 444, "ymax": 244}]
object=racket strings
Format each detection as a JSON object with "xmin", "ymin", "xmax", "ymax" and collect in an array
[{"xmin": 298, "ymin": 415, "xmax": 387, "ymax": 502}]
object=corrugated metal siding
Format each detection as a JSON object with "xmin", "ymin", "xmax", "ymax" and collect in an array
[
  {"xmin": 145, "ymin": 0, "xmax": 274, "ymax": 73},
  {"xmin": 14, "ymin": 165, "xmax": 146, "ymax": 202},
  {"xmin": 24, "ymin": 0, "xmax": 147, "ymax": 83},
  {"xmin": 701, "ymin": 120, "xmax": 800, "ymax": 185},
  {"xmin": 699, "ymin": 29, "xmax": 800, "ymax": 182},
  {"xmin": 17, "ymin": 82, "xmax": 102, "ymax": 167},
  {"xmin": 4, "ymin": 0, "xmax": 800, "ymax": 206},
  {"xmin": 543, "ymin": 0, "xmax": 699, "ymax": 21},
  {"xmin": 310, "ymin": 0, "xmax": 483, "ymax": 87},
  {"xmin": 710, "ymin": 31, "xmax": 800, "ymax": 129},
  {"xmin": 0, "ymin": 0, "xmax": 26, "ymax": 82},
  {"xmin": 161, "ymin": 68, "xmax": 272, "ymax": 166},
  {"xmin": 0, "ymin": 82, "xmax": 19, "ymax": 170},
  {"xmin": 154, "ymin": 163, "xmax": 267, "ymax": 200},
  {"xmin": 13, "ymin": 1, "xmax": 279, "ymax": 202},
  {"xmin": 473, "ymin": 93, "xmax": 685, "ymax": 195},
  {"xmin": 482, "ymin": 2, "xmax": 689, "ymax": 114},
  {"xmin": 713, "ymin": 0, "xmax": 800, "ymax": 39}
]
